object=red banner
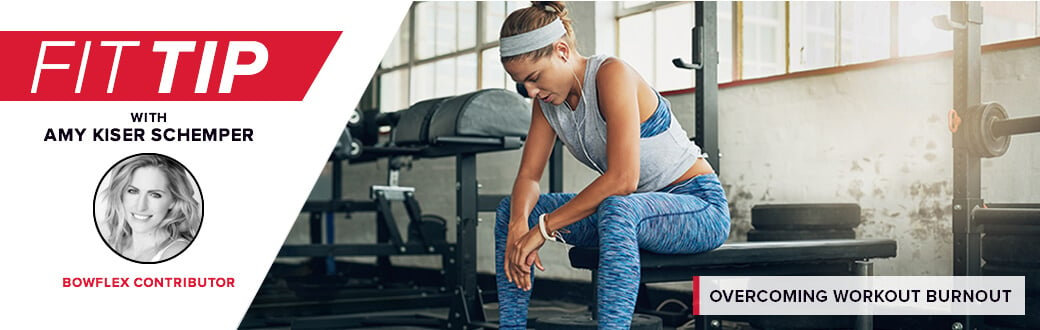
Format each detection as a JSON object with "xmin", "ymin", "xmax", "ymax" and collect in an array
[{"xmin": 0, "ymin": 31, "xmax": 341, "ymax": 101}]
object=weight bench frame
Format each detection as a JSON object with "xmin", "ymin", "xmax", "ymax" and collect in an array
[{"xmin": 568, "ymin": 238, "xmax": 898, "ymax": 330}]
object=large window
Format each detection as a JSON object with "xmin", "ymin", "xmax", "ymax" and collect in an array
[
  {"xmin": 378, "ymin": 1, "xmax": 526, "ymax": 112},
  {"xmin": 617, "ymin": 2, "xmax": 736, "ymax": 89},
  {"xmin": 381, "ymin": 2, "xmax": 1040, "ymax": 109},
  {"xmin": 840, "ymin": 2, "xmax": 891, "ymax": 65},
  {"xmin": 898, "ymin": 2, "xmax": 951, "ymax": 57},
  {"xmin": 616, "ymin": 1, "xmax": 1040, "ymax": 91}
]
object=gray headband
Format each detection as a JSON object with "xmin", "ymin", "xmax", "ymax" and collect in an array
[{"xmin": 499, "ymin": 18, "xmax": 566, "ymax": 57}]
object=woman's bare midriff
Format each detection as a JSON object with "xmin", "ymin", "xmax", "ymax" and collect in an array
[{"xmin": 668, "ymin": 157, "xmax": 714, "ymax": 186}]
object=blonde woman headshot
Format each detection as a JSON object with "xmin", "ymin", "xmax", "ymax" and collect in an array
[{"xmin": 95, "ymin": 153, "xmax": 202, "ymax": 263}]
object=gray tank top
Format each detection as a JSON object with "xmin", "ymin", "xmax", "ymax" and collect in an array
[{"xmin": 539, "ymin": 54, "xmax": 703, "ymax": 193}]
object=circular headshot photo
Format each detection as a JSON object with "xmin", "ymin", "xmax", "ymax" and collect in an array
[{"xmin": 94, "ymin": 153, "xmax": 203, "ymax": 264}]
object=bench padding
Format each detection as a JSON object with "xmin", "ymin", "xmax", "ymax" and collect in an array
[
  {"xmin": 427, "ymin": 88, "xmax": 530, "ymax": 141},
  {"xmin": 569, "ymin": 239, "xmax": 897, "ymax": 270}
]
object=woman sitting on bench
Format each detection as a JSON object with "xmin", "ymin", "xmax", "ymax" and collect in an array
[{"xmin": 495, "ymin": 1, "xmax": 731, "ymax": 328}]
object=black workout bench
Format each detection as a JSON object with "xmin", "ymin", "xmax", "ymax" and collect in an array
[{"xmin": 569, "ymin": 238, "xmax": 898, "ymax": 330}]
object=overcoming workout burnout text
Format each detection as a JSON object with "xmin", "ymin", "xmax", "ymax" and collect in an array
[{"xmin": 692, "ymin": 276, "xmax": 1024, "ymax": 315}]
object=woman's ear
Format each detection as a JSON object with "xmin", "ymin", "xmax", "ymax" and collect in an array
[{"xmin": 555, "ymin": 41, "xmax": 570, "ymax": 60}]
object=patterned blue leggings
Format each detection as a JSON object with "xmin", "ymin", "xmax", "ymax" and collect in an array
[{"xmin": 494, "ymin": 173, "xmax": 730, "ymax": 329}]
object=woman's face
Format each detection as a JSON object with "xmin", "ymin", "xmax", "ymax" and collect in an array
[
  {"xmin": 504, "ymin": 54, "xmax": 572, "ymax": 106},
  {"xmin": 122, "ymin": 166, "xmax": 174, "ymax": 233}
]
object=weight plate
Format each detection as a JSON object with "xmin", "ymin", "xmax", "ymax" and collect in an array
[{"xmin": 965, "ymin": 103, "xmax": 1010, "ymax": 158}]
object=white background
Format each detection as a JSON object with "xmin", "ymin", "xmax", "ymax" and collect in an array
[{"xmin": 0, "ymin": 1, "xmax": 411, "ymax": 328}]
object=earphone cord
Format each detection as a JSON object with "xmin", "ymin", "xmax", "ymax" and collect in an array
[{"xmin": 568, "ymin": 64, "xmax": 604, "ymax": 175}]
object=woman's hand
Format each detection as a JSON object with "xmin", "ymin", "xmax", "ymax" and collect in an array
[{"xmin": 505, "ymin": 223, "xmax": 547, "ymax": 291}]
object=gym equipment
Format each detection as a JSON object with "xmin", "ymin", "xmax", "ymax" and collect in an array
[
  {"xmin": 334, "ymin": 126, "xmax": 361, "ymax": 160},
  {"xmin": 427, "ymin": 89, "xmax": 530, "ymax": 140},
  {"xmin": 747, "ymin": 229, "xmax": 855, "ymax": 241},
  {"xmin": 348, "ymin": 108, "xmax": 362, "ymax": 127},
  {"xmin": 245, "ymin": 88, "xmax": 536, "ymax": 330},
  {"xmin": 961, "ymin": 102, "xmax": 1011, "ymax": 158},
  {"xmin": 394, "ymin": 96, "xmax": 450, "ymax": 146},
  {"xmin": 975, "ymin": 206, "xmax": 1040, "ymax": 329},
  {"xmin": 672, "ymin": 1, "xmax": 721, "ymax": 174},
  {"xmin": 408, "ymin": 214, "xmax": 447, "ymax": 244},
  {"xmin": 939, "ymin": 3, "xmax": 1040, "ymax": 329},
  {"xmin": 751, "ymin": 203, "xmax": 861, "ymax": 230},
  {"xmin": 981, "ymin": 234, "xmax": 1040, "ymax": 266},
  {"xmin": 749, "ymin": 204, "xmax": 860, "ymax": 243},
  {"xmin": 953, "ymin": 102, "xmax": 1040, "ymax": 158},
  {"xmin": 534, "ymin": 312, "xmax": 663, "ymax": 330}
]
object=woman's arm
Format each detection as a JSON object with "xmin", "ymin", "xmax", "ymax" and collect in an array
[
  {"xmin": 505, "ymin": 100, "xmax": 557, "ymax": 287},
  {"xmin": 539, "ymin": 58, "xmax": 643, "ymax": 234},
  {"xmin": 509, "ymin": 100, "xmax": 557, "ymax": 230}
]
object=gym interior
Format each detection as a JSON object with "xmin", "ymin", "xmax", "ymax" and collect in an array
[{"xmin": 240, "ymin": 2, "xmax": 1040, "ymax": 329}]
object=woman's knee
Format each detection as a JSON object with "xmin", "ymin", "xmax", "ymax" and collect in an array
[
  {"xmin": 495, "ymin": 196, "xmax": 512, "ymax": 234},
  {"xmin": 596, "ymin": 195, "xmax": 640, "ymax": 235},
  {"xmin": 596, "ymin": 195, "xmax": 631, "ymax": 215}
]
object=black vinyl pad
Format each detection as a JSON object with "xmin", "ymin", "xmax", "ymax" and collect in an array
[{"xmin": 569, "ymin": 238, "xmax": 897, "ymax": 270}]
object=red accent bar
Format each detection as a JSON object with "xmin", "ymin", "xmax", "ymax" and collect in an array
[
  {"xmin": 692, "ymin": 276, "xmax": 701, "ymax": 315},
  {"xmin": 0, "ymin": 31, "xmax": 340, "ymax": 101}
]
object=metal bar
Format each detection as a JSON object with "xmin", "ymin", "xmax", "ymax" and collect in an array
[
  {"xmin": 478, "ymin": 194, "xmax": 511, "ymax": 212},
  {"xmin": 309, "ymin": 212, "xmax": 322, "ymax": 244},
  {"xmin": 640, "ymin": 262, "xmax": 857, "ymax": 283},
  {"xmin": 403, "ymin": 191, "xmax": 423, "ymax": 221},
  {"xmin": 986, "ymin": 203, "xmax": 1040, "ymax": 209},
  {"xmin": 278, "ymin": 242, "xmax": 454, "ymax": 257},
  {"xmin": 375, "ymin": 196, "xmax": 392, "ymax": 279},
  {"xmin": 324, "ymin": 212, "xmax": 336, "ymax": 275},
  {"xmin": 951, "ymin": 0, "xmax": 984, "ymax": 274},
  {"xmin": 950, "ymin": 3, "xmax": 984, "ymax": 330},
  {"xmin": 244, "ymin": 292, "xmax": 453, "ymax": 320},
  {"xmin": 550, "ymin": 139, "xmax": 564, "ymax": 193},
  {"xmin": 308, "ymin": 211, "xmax": 324, "ymax": 275},
  {"xmin": 991, "ymin": 115, "xmax": 1040, "ymax": 137},
  {"xmin": 433, "ymin": 135, "xmax": 507, "ymax": 145},
  {"xmin": 291, "ymin": 315, "xmax": 442, "ymax": 330},
  {"xmin": 448, "ymin": 153, "xmax": 485, "ymax": 329},
  {"xmin": 374, "ymin": 192, "xmax": 406, "ymax": 247},
  {"xmin": 696, "ymin": 1, "xmax": 721, "ymax": 173},
  {"xmin": 326, "ymin": 159, "xmax": 343, "ymax": 275},
  {"xmin": 854, "ymin": 260, "xmax": 874, "ymax": 330},
  {"xmin": 300, "ymin": 200, "xmax": 378, "ymax": 213}
]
